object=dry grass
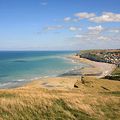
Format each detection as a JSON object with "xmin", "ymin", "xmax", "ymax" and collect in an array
[{"xmin": 0, "ymin": 77, "xmax": 120, "ymax": 120}]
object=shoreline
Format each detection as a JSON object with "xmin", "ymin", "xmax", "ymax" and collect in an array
[
  {"xmin": 0, "ymin": 55, "xmax": 116, "ymax": 90},
  {"xmin": 16, "ymin": 56, "xmax": 117, "ymax": 90},
  {"xmin": 21, "ymin": 54, "xmax": 117, "ymax": 90},
  {"xmin": 0, "ymin": 54, "xmax": 85, "ymax": 89},
  {"xmin": 68, "ymin": 55, "xmax": 116, "ymax": 78}
]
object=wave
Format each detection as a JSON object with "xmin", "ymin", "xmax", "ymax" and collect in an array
[
  {"xmin": 0, "ymin": 74, "xmax": 8, "ymax": 78},
  {"xmin": 0, "ymin": 82, "xmax": 12, "ymax": 87},
  {"xmin": 16, "ymin": 79, "xmax": 26, "ymax": 82},
  {"xmin": 11, "ymin": 55, "xmax": 58, "ymax": 63},
  {"xmin": 13, "ymin": 60, "xmax": 28, "ymax": 63}
]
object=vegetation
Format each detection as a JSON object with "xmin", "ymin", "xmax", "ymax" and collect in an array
[
  {"xmin": 0, "ymin": 76, "xmax": 120, "ymax": 120},
  {"xmin": 104, "ymin": 67, "xmax": 120, "ymax": 80},
  {"xmin": 81, "ymin": 53, "xmax": 104, "ymax": 62},
  {"xmin": 97, "ymin": 102, "xmax": 120, "ymax": 120},
  {"xmin": 102, "ymin": 91, "xmax": 120, "ymax": 96},
  {"xmin": 112, "ymin": 67, "xmax": 120, "ymax": 76}
]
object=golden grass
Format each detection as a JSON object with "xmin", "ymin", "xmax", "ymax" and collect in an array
[{"xmin": 0, "ymin": 76, "xmax": 120, "ymax": 120}]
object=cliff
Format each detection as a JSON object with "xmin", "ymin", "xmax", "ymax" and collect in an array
[{"xmin": 78, "ymin": 49, "xmax": 120, "ymax": 67}]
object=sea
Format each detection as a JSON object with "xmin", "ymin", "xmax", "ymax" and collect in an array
[{"xmin": 0, "ymin": 51, "xmax": 87, "ymax": 89}]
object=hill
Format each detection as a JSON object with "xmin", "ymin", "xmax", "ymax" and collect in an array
[{"xmin": 0, "ymin": 76, "xmax": 120, "ymax": 120}]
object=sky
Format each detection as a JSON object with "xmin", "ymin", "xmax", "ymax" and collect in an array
[{"xmin": 0, "ymin": 0, "xmax": 120, "ymax": 50}]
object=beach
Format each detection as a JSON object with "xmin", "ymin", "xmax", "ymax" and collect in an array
[
  {"xmin": 20, "ymin": 55, "xmax": 116, "ymax": 90},
  {"xmin": 0, "ymin": 53, "xmax": 116, "ymax": 90},
  {"xmin": 0, "ymin": 51, "xmax": 83, "ymax": 89},
  {"xmin": 68, "ymin": 55, "xmax": 116, "ymax": 78}
]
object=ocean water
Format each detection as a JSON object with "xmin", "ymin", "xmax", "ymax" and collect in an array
[{"xmin": 0, "ymin": 51, "xmax": 86, "ymax": 89}]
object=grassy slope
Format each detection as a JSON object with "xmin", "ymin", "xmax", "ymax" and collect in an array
[
  {"xmin": 0, "ymin": 77, "xmax": 120, "ymax": 120},
  {"xmin": 112, "ymin": 67, "xmax": 120, "ymax": 76},
  {"xmin": 104, "ymin": 67, "xmax": 120, "ymax": 80}
]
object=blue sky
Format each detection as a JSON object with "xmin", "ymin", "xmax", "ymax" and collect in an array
[{"xmin": 0, "ymin": 0, "xmax": 120, "ymax": 50}]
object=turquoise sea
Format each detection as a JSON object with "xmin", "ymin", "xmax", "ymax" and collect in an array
[{"xmin": 0, "ymin": 51, "xmax": 86, "ymax": 89}]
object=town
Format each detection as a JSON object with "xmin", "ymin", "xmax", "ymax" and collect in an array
[{"xmin": 79, "ymin": 49, "xmax": 120, "ymax": 67}]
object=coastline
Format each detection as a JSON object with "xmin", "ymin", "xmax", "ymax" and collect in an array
[
  {"xmin": 0, "ymin": 54, "xmax": 116, "ymax": 90},
  {"xmin": 16, "ymin": 55, "xmax": 116, "ymax": 90},
  {"xmin": 68, "ymin": 55, "xmax": 116, "ymax": 78}
]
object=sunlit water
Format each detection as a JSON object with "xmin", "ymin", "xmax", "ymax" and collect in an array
[{"xmin": 0, "ymin": 51, "xmax": 86, "ymax": 88}]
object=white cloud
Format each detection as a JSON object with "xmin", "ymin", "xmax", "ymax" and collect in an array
[
  {"xmin": 90, "ymin": 12, "xmax": 120, "ymax": 23},
  {"xmin": 64, "ymin": 17, "xmax": 71, "ymax": 22},
  {"xmin": 63, "ymin": 12, "xmax": 120, "ymax": 24},
  {"xmin": 44, "ymin": 25, "xmax": 64, "ymax": 31},
  {"xmin": 97, "ymin": 36, "xmax": 109, "ymax": 40},
  {"xmin": 87, "ymin": 25, "xmax": 104, "ymax": 35},
  {"xmin": 74, "ymin": 12, "xmax": 95, "ymax": 19},
  {"xmin": 63, "ymin": 12, "xmax": 120, "ymax": 23},
  {"xmin": 75, "ymin": 35, "xmax": 83, "ymax": 38},
  {"xmin": 64, "ymin": 17, "xmax": 80, "ymax": 22},
  {"xmin": 74, "ymin": 33, "xmax": 110, "ymax": 42},
  {"xmin": 88, "ymin": 25, "xmax": 104, "ymax": 31},
  {"xmin": 69, "ymin": 26, "xmax": 81, "ymax": 31},
  {"xmin": 108, "ymin": 29, "xmax": 120, "ymax": 33}
]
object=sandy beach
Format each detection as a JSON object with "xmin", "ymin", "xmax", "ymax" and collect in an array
[
  {"xmin": 21, "ymin": 55, "xmax": 116, "ymax": 90},
  {"xmin": 68, "ymin": 55, "xmax": 116, "ymax": 78}
]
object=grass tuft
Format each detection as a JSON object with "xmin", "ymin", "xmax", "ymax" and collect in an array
[{"xmin": 0, "ymin": 92, "xmax": 16, "ymax": 98}]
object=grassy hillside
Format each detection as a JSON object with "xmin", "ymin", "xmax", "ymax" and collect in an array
[
  {"xmin": 112, "ymin": 67, "xmax": 120, "ymax": 76},
  {"xmin": 104, "ymin": 67, "xmax": 120, "ymax": 80},
  {"xmin": 0, "ymin": 77, "xmax": 120, "ymax": 120}
]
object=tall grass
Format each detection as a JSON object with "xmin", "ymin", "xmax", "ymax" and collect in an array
[
  {"xmin": 0, "ymin": 78, "xmax": 120, "ymax": 120},
  {"xmin": 0, "ymin": 90, "xmax": 95, "ymax": 120}
]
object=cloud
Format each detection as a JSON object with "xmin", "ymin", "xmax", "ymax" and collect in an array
[
  {"xmin": 74, "ymin": 27, "xmax": 120, "ymax": 43},
  {"xmin": 43, "ymin": 25, "xmax": 82, "ymax": 32},
  {"xmin": 90, "ymin": 12, "xmax": 120, "ymax": 23},
  {"xmin": 110, "ymin": 30, "xmax": 119, "ymax": 33},
  {"xmin": 108, "ymin": 28, "xmax": 120, "ymax": 33},
  {"xmin": 86, "ymin": 25, "xmax": 104, "ymax": 35},
  {"xmin": 63, "ymin": 12, "xmax": 95, "ymax": 22},
  {"xmin": 88, "ymin": 25, "xmax": 104, "ymax": 31},
  {"xmin": 44, "ymin": 25, "xmax": 64, "ymax": 31},
  {"xmin": 63, "ymin": 12, "xmax": 120, "ymax": 23},
  {"xmin": 68, "ymin": 26, "xmax": 81, "ymax": 31},
  {"xmin": 75, "ymin": 35, "xmax": 83, "ymax": 38},
  {"xmin": 73, "ymin": 26, "xmax": 120, "ymax": 43},
  {"xmin": 74, "ymin": 12, "xmax": 95, "ymax": 19},
  {"xmin": 97, "ymin": 36, "xmax": 109, "ymax": 40},
  {"xmin": 64, "ymin": 17, "xmax": 71, "ymax": 22},
  {"xmin": 74, "ymin": 33, "xmax": 110, "ymax": 43}
]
